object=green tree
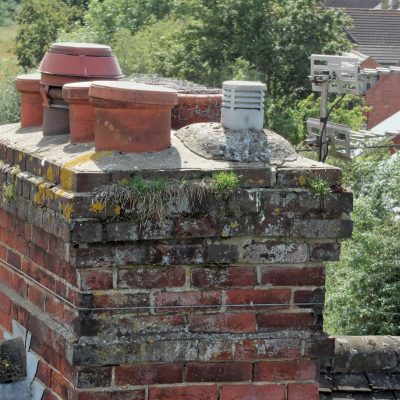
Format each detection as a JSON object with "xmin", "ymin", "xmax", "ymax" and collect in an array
[
  {"xmin": 324, "ymin": 154, "xmax": 400, "ymax": 335},
  {"xmin": 271, "ymin": 93, "xmax": 369, "ymax": 144},
  {"xmin": 83, "ymin": 0, "xmax": 176, "ymax": 44},
  {"xmin": 15, "ymin": 0, "xmax": 85, "ymax": 69}
]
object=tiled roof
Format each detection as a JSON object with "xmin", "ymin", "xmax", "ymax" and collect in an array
[
  {"xmin": 324, "ymin": 0, "xmax": 381, "ymax": 8},
  {"xmin": 345, "ymin": 9, "xmax": 400, "ymax": 65},
  {"xmin": 357, "ymin": 45, "xmax": 400, "ymax": 65},
  {"xmin": 346, "ymin": 9, "xmax": 400, "ymax": 45},
  {"xmin": 320, "ymin": 336, "xmax": 400, "ymax": 400}
]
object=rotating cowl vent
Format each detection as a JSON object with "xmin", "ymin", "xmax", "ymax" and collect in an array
[{"xmin": 221, "ymin": 80, "xmax": 266, "ymax": 131}]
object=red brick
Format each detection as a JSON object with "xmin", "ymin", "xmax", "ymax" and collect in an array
[
  {"xmin": 13, "ymin": 274, "xmax": 27, "ymax": 297},
  {"xmin": 79, "ymin": 269, "xmax": 113, "ymax": 290},
  {"xmin": 366, "ymin": 73, "xmax": 400, "ymax": 128},
  {"xmin": 254, "ymin": 359, "xmax": 317, "ymax": 381},
  {"xmin": 92, "ymin": 292, "xmax": 149, "ymax": 309},
  {"xmin": 0, "ymin": 292, "xmax": 12, "ymax": 330},
  {"xmin": 0, "ymin": 262, "xmax": 13, "ymax": 288},
  {"xmin": 226, "ymin": 289, "xmax": 291, "ymax": 310},
  {"xmin": 118, "ymin": 267, "xmax": 186, "ymax": 289},
  {"xmin": 6, "ymin": 249, "xmax": 21, "ymax": 269},
  {"xmin": 115, "ymin": 363, "xmax": 182, "ymax": 385},
  {"xmin": 0, "ymin": 209, "xmax": 13, "ymax": 229},
  {"xmin": 257, "ymin": 312, "xmax": 315, "ymax": 331},
  {"xmin": 0, "ymin": 243, "xmax": 7, "ymax": 259},
  {"xmin": 78, "ymin": 390, "xmax": 145, "ymax": 400},
  {"xmin": 0, "ymin": 226, "xmax": 14, "ymax": 247},
  {"xmin": 192, "ymin": 266, "xmax": 256, "ymax": 288},
  {"xmin": 220, "ymin": 384, "xmax": 286, "ymax": 400},
  {"xmin": 28, "ymin": 262, "xmax": 56, "ymax": 292},
  {"xmin": 36, "ymin": 361, "xmax": 53, "ymax": 387},
  {"xmin": 261, "ymin": 266, "xmax": 325, "ymax": 286},
  {"xmin": 148, "ymin": 385, "xmax": 218, "ymax": 400},
  {"xmin": 77, "ymin": 366, "xmax": 112, "ymax": 388},
  {"xmin": 294, "ymin": 289, "xmax": 325, "ymax": 306},
  {"xmin": 185, "ymin": 362, "xmax": 252, "ymax": 382},
  {"xmin": 32, "ymin": 225, "xmax": 50, "ymax": 251},
  {"xmin": 51, "ymin": 368, "xmax": 73, "ymax": 399},
  {"xmin": 288, "ymin": 383, "xmax": 320, "ymax": 400},
  {"xmin": 155, "ymin": 291, "xmax": 222, "ymax": 312},
  {"xmin": 42, "ymin": 389, "xmax": 60, "ymax": 400},
  {"xmin": 189, "ymin": 313, "xmax": 256, "ymax": 333},
  {"xmin": 14, "ymin": 236, "xmax": 30, "ymax": 257}
]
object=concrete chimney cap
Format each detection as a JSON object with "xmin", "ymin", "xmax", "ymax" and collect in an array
[{"xmin": 222, "ymin": 80, "xmax": 266, "ymax": 90}]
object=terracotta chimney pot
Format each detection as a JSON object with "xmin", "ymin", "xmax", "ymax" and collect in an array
[
  {"xmin": 89, "ymin": 81, "xmax": 178, "ymax": 153},
  {"xmin": 62, "ymin": 82, "xmax": 95, "ymax": 144},
  {"xmin": 15, "ymin": 73, "xmax": 43, "ymax": 128},
  {"xmin": 39, "ymin": 42, "xmax": 122, "ymax": 136}
]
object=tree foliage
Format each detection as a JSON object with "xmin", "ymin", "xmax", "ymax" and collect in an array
[
  {"xmin": 324, "ymin": 153, "xmax": 400, "ymax": 335},
  {"xmin": 15, "ymin": 0, "xmax": 85, "ymax": 69}
]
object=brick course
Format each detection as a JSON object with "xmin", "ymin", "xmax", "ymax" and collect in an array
[{"xmin": 0, "ymin": 134, "xmax": 352, "ymax": 399}]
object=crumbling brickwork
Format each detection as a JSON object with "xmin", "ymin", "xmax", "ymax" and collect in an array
[{"xmin": 0, "ymin": 125, "xmax": 352, "ymax": 400}]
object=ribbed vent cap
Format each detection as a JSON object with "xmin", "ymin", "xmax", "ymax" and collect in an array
[{"xmin": 221, "ymin": 80, "xmax": 266, "ymax": 131}]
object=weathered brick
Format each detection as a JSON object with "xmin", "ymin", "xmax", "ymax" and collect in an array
[
  {"xmin": 144, "ymin": 339, "xmax": 198, "ymax": 363},
  {"xmin": 118, "ymin": 266, "xmax": 186, "ymax": 289},
  {"xmin": 257, "ymin": 312, "xmax": 316, "ymax": 331},
  {"xmin": 240, "ymin": 242, "xmax": 308, "ymax": 264},
  {"xmin": 294, "ymin": 288, "xmax": 325, "ymax": 308},
  {"xmin": 191, "ymin": 266, "xmax": 256, "ymax": 288},
  {"xmin": 77, "ymin": 366, "xmax": 112, "ymax": 388},
  {"xmin": 6, "ymin": 249, "xmax": 21, "ymax": 269},
  {"xmin": 288, "ymin": 383, "xmax": 320, "ymax": 400},
  {"xmin": 79, "ymin": 270, "xmax": 113, "ymax": 291},
  {"xmin": 188, "ymin": 313, "xmax": 256, "ymax": 333},
  {"xmin": 106, "ymin": 221, "xmax": 138, "ymax": 241},
  {"xmin": 309, "ymin": 242, "xmax": 341, "ymax": 261},
  {"xmin": 115, "ymin": 363, "xmax": 182, "ymax": 385},
  {"xmin": 206, "ymin": 244, "xmax": 239, "ymax": 263},
  {"xmin": 261, "ymin": 266, "xmax": 325, "ymax": 287},
  {"xmin": 92, "ymin": 292, "xmax": 149, "ymax": 309},
  {"xmin": 78, "ymin": 390, "xmax": 145, "ymax": 400},
  {"xmin": 255, "ymin": 216, "xmax": 291, "ymax": 237},
  {"xmin": 292, "ymin": 219, "xmax": 352, "ymax": 239},
  {"xmin": 234, "ymin": 337, "xmax": 302, "ymax": 360},
  {"xmin": 228, "ymin": 190, "xmax": 262, "ymax": 213},
  {"xmin": 149, "ymin": 244, "xmax": 204, "ymax": 265},
  {"xmin": 185, "ymin": 362, "xmax": 252, "ymax": 382},
  {"xmin": 155, "ymin": 291, "xmax": 222, "ymax": 313},
  {"xmin": 175, "ymin": 217, "xmax": 217, "ymax": 238},
  {"xmin": 226, "ymin": 289, "xmax": 291, "ymax": 310},
  {"xmin": 32, "ymin": 225, "xmax": 50, "ymax": 251},
  {"xmin": 71, "ymin": 220, "xmax": 103, "ymax": 243},
  {"xmin": 220, "ymin": 384, "xmax": 286, "ymax": 400},
  {"xmin": 254, "ymin": 359, "xmax": 316, "ymax": 381},
  {"xmin": 148, "ymin": 385, "xmax": 218, "ymax": 400}
]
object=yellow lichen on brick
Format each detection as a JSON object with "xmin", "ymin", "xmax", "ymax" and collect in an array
[
  {"xmin": 90, "ymin": 201, "xmax": 105, "ymax": 213},
  {"xmin": 60, "ymin": 151, "xmax": 112, "ymax": 190},
  {"xmin": 298, "ymin": 175, "xmax": 307, "ymax": 186},
  {"xmin": 33, "ymin": 182, "xmax": 46, "ymax": 205},
  {"xmin": 46, "ymin": 166, "xmax": 54, "ymax": 182},
  {"xmin": 114, "ymin": 205, "xmax": 121, "ymax": 216},
  {"xmin": 63, "ymin": 203, "xmax": 74, "ymax": 220}
]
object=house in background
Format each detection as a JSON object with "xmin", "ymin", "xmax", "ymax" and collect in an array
[{"xmin": 323, "ymin": 2, "xmax": 400, "ymax": 133}]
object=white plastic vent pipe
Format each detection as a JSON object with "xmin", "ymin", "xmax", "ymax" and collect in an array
[{"xmin": 221, "ymin": 80, "xmax": 266, "ymax": 131}]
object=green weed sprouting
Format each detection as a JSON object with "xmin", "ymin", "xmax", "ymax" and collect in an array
[
  {"xmin": 307, "ymin": 175, "xmax": 331, "ymax": 210},
  {"xmin": 1, "ymin": 182, "xmax": 16, "ymax": 202},
  {"xmin": 93, "ymin": 172, "xmax": 240, "ymax": 223},
  {"xmin": 211, "ymin": 171, "xmax": 240, "ymax": 193}
]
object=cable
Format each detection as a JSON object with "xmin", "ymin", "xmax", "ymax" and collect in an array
[
  {"xmin": 0, "ymin": 257, "xmax": 324, "ymax": 313},
  {"xmin": 297, "ymin": 143, "xmax": 400, "ymax": 153},
  {"xmin": 318, "ymin": 93, "xmax": 347, "ymax": 162}
]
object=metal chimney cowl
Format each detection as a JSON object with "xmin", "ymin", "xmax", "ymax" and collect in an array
[{"xmin": 221, "ymin": 80, "xmax": 266, "ymax": 131}]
